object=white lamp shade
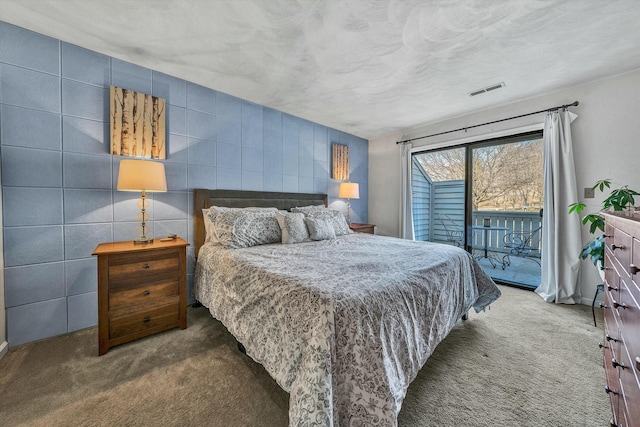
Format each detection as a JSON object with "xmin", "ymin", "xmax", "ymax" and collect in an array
[
  {"xmin": 339, "ymin": 182, "xmax": 359, "ymax": 199},
  {"xmin": 117, "ymin": 159, "xmax": 167, "ymax": 192}
]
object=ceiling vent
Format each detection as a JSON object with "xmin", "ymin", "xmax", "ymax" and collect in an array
[{"xmin": 469, "ymin": 82, "xmax": 505, "ymax": 97}]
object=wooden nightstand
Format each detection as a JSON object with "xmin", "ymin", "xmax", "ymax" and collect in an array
[
  {"xmin": 92, "ymin": 237, "xmax": 189, "ymax": 355},
  {"xmin": 350, "ymin": 223, "xmax": 376, "ymax": 234}
]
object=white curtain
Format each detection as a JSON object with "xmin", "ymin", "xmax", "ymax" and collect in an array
[
  {"xmin": 536, "ymin": 110, "xmax": 582, "ymax": 304},
  {"xmin": 400, "ymin": 143, "xmax": 415, "ymax": 240}
]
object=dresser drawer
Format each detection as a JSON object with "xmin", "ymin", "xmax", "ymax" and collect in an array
[
  {"xmin": 604, "ymin": 289, "xmax": 621, "ymax": 360},
  {"xmin": 109, "ymin": 251, "xmax": 180, "ymax": 282},
  {"xmin": 606, "ymin": 251, "xmax": 623, "ymax": 291},
  {"xmin": 109, "ymin": 278, "xmax": 180, "ymax": 311},
  {"xmin": 618, "ymin": 279, "xmax": 640, "ymax": 375},
  {"xmin": 612, "ymin": 227, "xmax": 632, "ymax": 276},
  {"xmin": 110, "ymin": 302, "xmax": 180, "ymax": 339},
  {"xmin": 617, "ymin": 344, "xmax": 640, "ymax": 424},
  {"xmin": 604, "ymin": 346, "xmax": 622, "ymax": 425}
]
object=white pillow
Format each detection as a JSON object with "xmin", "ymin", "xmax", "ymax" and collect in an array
[
  {"xmin": 305, "ymin": 217, "xmax": 336, "ymax": 241},
  {"xmin": 276, "ymin": 211, "xmax": 310, "ymax": 244},
  {"xmin": 202, "ymin": 209, "xmax": 215, "ymax": 243}
]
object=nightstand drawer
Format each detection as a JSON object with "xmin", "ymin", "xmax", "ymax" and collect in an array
[
  {"xmin": 350, "ymin": 223, "xmax": 376, "ymax": 234},
  {"xmin": 109, "ymin": 251, "xmax": 179, "ymax": 282},
  {"xmin": 110, "ymin": 302, "xmax": 180, "ymax": 339},
  {"xmin": 109, "ymin": 278, "xmax": 180, "ymax": 311}
]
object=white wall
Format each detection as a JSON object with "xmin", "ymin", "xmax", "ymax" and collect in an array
[{"xmin": 369, "ymin": 69, "xmax": 640, "ymax": 303}]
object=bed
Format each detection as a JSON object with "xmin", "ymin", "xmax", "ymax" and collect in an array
[{"xmin": 193, "ymin": 189, "xmax": 501, "ymax": 427}]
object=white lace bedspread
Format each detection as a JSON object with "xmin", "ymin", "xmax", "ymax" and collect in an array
[{"xmin": 194, "ymin": 233, "xmax": 501, "ymax": 426}]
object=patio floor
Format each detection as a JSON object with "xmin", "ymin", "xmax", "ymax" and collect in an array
[{"xmin": 475, "ymin": 252, "xmax": 541, "ymax": 289}]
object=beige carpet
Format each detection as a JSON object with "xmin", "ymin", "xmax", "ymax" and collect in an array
[{"xmin": 0, "ymin": 285, "xmax": 609, "ymax": 427}]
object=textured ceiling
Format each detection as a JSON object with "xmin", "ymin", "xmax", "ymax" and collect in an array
[{"xmin": 1, "ymin": 0, "xmax": 640, "ymax": 139}]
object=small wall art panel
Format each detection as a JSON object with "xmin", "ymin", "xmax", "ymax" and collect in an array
[
  {"xmin": 110, "ymin": 85, "xmax": 166, "ymax": 159},
  {"xmin": 332, "ymin": 143, "xmax": 349, "ymax": 180}
]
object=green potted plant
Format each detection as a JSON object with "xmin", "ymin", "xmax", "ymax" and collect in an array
[{"xmin": 568, "ymin": 179, "xmax": 639, "ymax": 271}]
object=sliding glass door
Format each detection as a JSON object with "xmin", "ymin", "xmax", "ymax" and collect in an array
[{"xmin": 412, "ymin": 131, "xmax": 543, "ymax": 289}]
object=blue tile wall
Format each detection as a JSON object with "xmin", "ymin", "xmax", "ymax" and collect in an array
[{"xmin": 0, "ymin": 21, "xmax": 369, "ymax": 347}]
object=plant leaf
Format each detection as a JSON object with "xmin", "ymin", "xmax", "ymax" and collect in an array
[{"xmin": 568, "ymin": 203, "xmax": 585, "ymax": 215}]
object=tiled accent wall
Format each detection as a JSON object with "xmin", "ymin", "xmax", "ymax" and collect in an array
[{"xmin": 0, "ymin": 21, "xmax": 368, "ymax": 347}]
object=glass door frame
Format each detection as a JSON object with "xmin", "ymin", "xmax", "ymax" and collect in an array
[
  {"xmin": 463, "ymin": 130, "xmax": 543, "ymax": 255},
  {"xmin": 412, "ymin": 130, "xmax": 543, "ymax": 289}
]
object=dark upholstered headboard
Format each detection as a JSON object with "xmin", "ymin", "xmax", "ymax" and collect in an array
[{"xmin": 194, "ymin": 189, "xmax": 328, "ymax": 256}]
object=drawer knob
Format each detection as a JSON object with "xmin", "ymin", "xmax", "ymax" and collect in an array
[
  {"xmin": 143, "ymin": 290, "xmax": 150, "ymax": 296},
  {"xmin": 607, "ymin": 284, "xmax": 618, "ymax": 292},
  {"xmin": 611, "ymin": 358, "xmax": 625, "ymax": 369},
  {"xmin": 143, "ymin": 317, "xmax": 151, "ymax": 323},
  {"xmin": 142, "ymin": 264, "xmax": 150, "ymax": 269},
  {"xmin": 611, "ymin": 244, "xmax": 625, "ymax": 251},
  {"xmin": 606, "ymin": 334, "xmax": 618, "ymax": 343},
  {"xmin": 630, "ymin": 264, "xmax": 640, "ymax": 275},
  {"xmin": 612, "ymin": 300, "xmax": 626, "ymax": 309},
  {"xmin": 599, "ymin": 342, "xmax": 608, "ymax": 349},
  {"xmin": 600, "ymin": 302, "xmax": 608, "ymax": 309},
  {"xmin": 604, "ymin": 385, "xmax": 619, "ymax": 395}
]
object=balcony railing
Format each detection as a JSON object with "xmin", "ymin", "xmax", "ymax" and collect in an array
[{"xmin": 427, "ymin": 211, "xmax": 542, "ymax": 256}]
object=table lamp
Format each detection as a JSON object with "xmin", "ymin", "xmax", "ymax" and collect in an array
[
  {"xmin": 117, "ymin": 159, "xmax": 167, "ymax": 243},
  {"xmin": 339, "ymin": 182, "xmax": 359, "ymax": 224}
]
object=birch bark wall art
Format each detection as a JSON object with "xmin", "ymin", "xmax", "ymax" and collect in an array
[
  {"xmin": 332, "ymin": 143, "xmax": 349, "ymax": 180},
  {"xmin": 110, "ymin": 86, "xmax": 166, "ymax": 159}
]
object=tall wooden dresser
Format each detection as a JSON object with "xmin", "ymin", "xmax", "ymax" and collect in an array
[{"xmin": 601, "ymin": 212, "xmax": 640, "ymax": 427}]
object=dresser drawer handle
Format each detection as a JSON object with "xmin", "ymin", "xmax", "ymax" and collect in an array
[
  {"xmin": 142, "ymin": 264, "xmax": 150, "ymax": 269},
  {"xmin": 611, "ymin": 358, "xmax": 625, "ymax": 369},
  {"xmin": 607, "ymin": 284, "xmax": 618, "ymax": 292},
  {"xmin": 606, "ymin": 334, "xmax": 618, "ymax": 343},
  {"xmin": 143, "ymin": 317, "xmax": 151, "ymax": 323},
  {"xmin": 143, "ymin": 290, "xmax": 150, "ymax": 296},
  {"xmin": 599, "ymin": 342, "xmax": 608, "ymax": 349},
  {"xmin": 611, "ymin": 244, "xmax": 625, "ymax": 251},
  {"xmin": 600, "ymin": 302, "xmax": 608, "ymax": 309},
  {"xmin": 630, "ymin": 264, "xmax": 640, "ymax": 275},
  {"xmin": 612, "ymin": 300, "xmax": 626, "ymax": 309},
  {"xmin": 604, "ymin": 385, "xmax": 619, "ymax": 395}
]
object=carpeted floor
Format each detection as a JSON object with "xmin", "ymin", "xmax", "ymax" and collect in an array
[{"xmin": 0, "ymin": 285, "xmax": 609, "ymax": 427}]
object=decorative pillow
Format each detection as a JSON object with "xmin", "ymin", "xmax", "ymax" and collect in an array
[
  {"xmin": 229, "ymin": 212, "xmax": 282, "ymax": 249},
  {"xmin": 292, "ymin": 206, "xmax": 352, "ymax": 236},
  {"xmin": 208, "ymin": 206, "xmax": 281, "ymax": 248},
  {"xmin": 291, "ymin": 204, "xmax": 326, "ymax": 214},
  {"xmin": 205, "ymin": 206, "xmax": 277, "ymax": 245},
  {"xmin": 208, "ymin": 206, "xmax": 277, "ymax": 215},
  {"xmin": 276, "ymin": 211, "xmax": 310, "ymax": 244},
  {"xmin": 305, "ymin": 217, "xmax": 336, "ymax": 241}
]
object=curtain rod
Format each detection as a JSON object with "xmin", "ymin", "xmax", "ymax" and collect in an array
[{"xmin": 396, "ymin": 101, "xmax": 579, "ymax": 144}]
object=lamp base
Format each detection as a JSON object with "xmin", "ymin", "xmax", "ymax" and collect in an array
[{"xmin": 133, "ymin": 237, "xmax": 153, "ymax": 244}]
